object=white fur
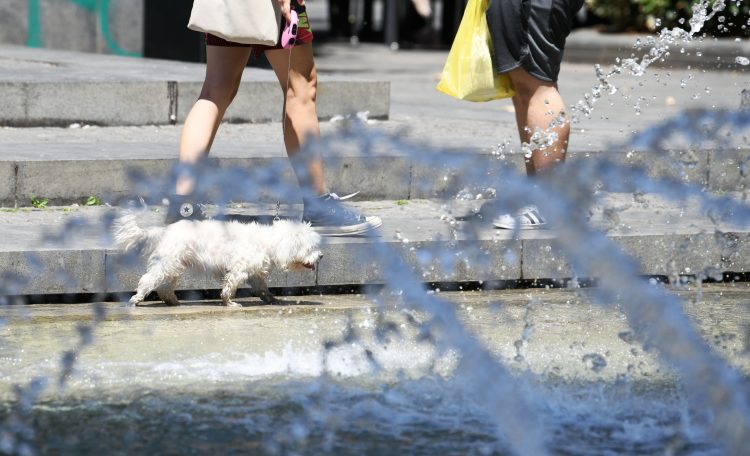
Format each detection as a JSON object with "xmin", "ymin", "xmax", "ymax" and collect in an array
[{"xmin": 113, "ymin": 214, "xmax": 322, "ymax": 307}]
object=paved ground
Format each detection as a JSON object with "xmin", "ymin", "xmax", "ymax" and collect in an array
[{"xmin": 0, "ymin": 32, "xmax": 749, "ymax": 296}]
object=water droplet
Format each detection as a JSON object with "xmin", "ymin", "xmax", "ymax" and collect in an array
[
  {"xmin": 582, "ymin": 353, "xmax": 608, "ymax": 372},
  {"xmin": 735, "ymin": 56, "xmax": 750, "ymax": 66}
]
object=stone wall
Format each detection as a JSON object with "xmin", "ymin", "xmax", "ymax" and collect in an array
[{"xmin": 0, "ymin": 0, "xmax": 143, "ymax": 56}]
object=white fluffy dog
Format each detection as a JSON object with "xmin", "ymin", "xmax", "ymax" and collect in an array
[{"xmin": 113, "ymin": 214, "xmax": 322, "ymax": 307}]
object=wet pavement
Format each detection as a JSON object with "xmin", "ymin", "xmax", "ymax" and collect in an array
[
  {"xmin": 2, "ymin": 283, "xmax": 749, "ymax": 454},
  {"xmin": 2, "ymin": 283, "xmax": 748, "ymax": 400}
]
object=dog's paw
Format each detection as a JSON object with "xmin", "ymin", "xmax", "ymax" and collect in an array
[
  {"xmin": 259, "ymin": 293, "xmax": 281, "ymax": 305},
  {"xmin": 224, "ymin": 300, "xmax": 244, "ymax": 308}
]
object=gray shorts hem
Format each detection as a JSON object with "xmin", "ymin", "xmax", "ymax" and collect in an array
[
  {"xmin": 496, "ymin": 61, "xmax": 524, "ymax": 74},
  {"xmin": 496, "ymin": 62, "xmax": 556, "ymax": 83}
]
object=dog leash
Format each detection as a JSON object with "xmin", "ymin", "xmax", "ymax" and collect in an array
[
  {"xmin": 276, "ymin": 10, "xmax": 296, "ymax": 223},
  {"xmin": 274, "ymin": 49, "xmax": 291, "ymax": 223}
]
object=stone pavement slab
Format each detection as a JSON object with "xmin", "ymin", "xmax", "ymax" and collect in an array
[{"xmin": 0, "ymin": 193, "xmax": 747, "ymax": 296}]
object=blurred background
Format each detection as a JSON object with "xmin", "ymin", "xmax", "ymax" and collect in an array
[{"xmin": 0, "ymin": 0, "xmax": 747, "ymax": 61}]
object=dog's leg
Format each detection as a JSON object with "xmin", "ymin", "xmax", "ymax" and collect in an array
[
  {"xmin": 130, "ymin": 273, "xmax": 160, "ymax": 306},
  {"xmin": 129, "ymin": 291, "xmax": 146, "ymax": 307},
  {"xmin": 248, "ymin": 275, "xmax": 281, "ymax": 305},
  {"xmin": 221, "ymin": 270, "xmax": 248, "ymax": 308},
  {"xmin": 156, "ymin": 279, "xmax": 180, "ymax": 307},
  {"xmin": 129, "ymin": 260, "xmax": 174, "ymax": 306}
]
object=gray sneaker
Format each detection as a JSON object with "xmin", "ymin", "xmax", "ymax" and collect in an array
[{"xmin": 302, "ymin": 192, "xmax": 382, "ymax": 236}]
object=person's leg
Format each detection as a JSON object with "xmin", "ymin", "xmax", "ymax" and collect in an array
[
  {"xmin": 492, "ymin": 67, "xmax": 569, "ymax": 229},
  {"xmin": 176, "ymin": 46, "xmax": 252, "ymax": 196},
  {"xmin": 507, "ymin": 67, "xmax": 570, "ymax": 176},
  {"xmin": 264, "ymin": 44, "xmax": 381, "ymax": 236},
  {"xmin": 264, "ymin": 43, "xmax": 326, "ymax": 196}
]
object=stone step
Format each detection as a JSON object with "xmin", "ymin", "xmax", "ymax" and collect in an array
[
  {"xmin": 0, "ymin": 46, "xmax": 389, "ymax": 126},
  {"xmin": 0, "ymin": 132, "xmax": 747, "ymax": 207},
  {"xmin": 0, "ymin": 194, "xmax": 747, "ymax": 298}
]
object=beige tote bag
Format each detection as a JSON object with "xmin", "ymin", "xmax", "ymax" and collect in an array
[{"xmin": 188, "ymin": 0, "xmax": 282, "ymax": 46}]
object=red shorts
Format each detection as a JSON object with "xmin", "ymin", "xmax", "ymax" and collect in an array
[{"xmin": 205, "ymin": 4, "xmax": 314, "ymax": 58}]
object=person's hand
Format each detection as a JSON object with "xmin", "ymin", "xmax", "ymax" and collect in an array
[{"xmin": 277, "ymin": 0, "xmax": 292, "ymax": 22}]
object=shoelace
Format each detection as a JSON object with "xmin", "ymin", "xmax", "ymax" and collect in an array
[{"xmin": 326, "ymin": 191, "xmax": 359, "ymax": 201}]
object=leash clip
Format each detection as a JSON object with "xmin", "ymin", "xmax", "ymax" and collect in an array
[{"xmin": 274, "ymin": 201, "xmax": 281, "ymax": 222}]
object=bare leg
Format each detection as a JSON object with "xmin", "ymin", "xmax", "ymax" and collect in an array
[
  {"xmin": 263, "ymin": 45, "xmax": 379, "ymax": 234},
  {"xmin": 507, "ymin": 68, "xmax": 570, "ymax": 176},
  {"xmin": 176, "ymin": 46, "xmax": 252, "ymax": 195},
  {"xmin": 265, "ymin": 44, "xmax": 327, "ymax": 196}
]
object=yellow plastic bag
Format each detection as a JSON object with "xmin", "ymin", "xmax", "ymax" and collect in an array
[{"xmin": 436, "ymin": 0, "xmax": 514, "ymax": 102}]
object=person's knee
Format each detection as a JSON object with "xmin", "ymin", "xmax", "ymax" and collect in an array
[
  {"xmin": 510, "ymin": 78, "xmax": 540, "ymax": 103},
  {"xmin": 508, "ymin": 70, "xmax": 553, "ymax": 102},
  {"xmin": 286, "ymin": 70, "xmax": 318, "ymax": 108},
  {"xmin": 198, "ymin": 80, "xmax": 240, "ymax": 111}
]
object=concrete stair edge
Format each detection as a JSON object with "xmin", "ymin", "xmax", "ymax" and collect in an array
[
  {"xmin": 1, "ymin": 147, "xmax": 749, "ymax": 207},
  {"xmin": 1, "ymin": 198, "xmax": 748, "ymax": 297}
]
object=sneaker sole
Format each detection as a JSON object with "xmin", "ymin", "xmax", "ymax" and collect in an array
[
  {"xmin": 311, "ymin": 216, "xmax": 383, "ymax": 236},
  {"xmin": 493, "ymin": 221, "xmax": 546, "ymax": 230}
]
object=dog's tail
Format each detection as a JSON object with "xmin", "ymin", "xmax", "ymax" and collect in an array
[{"xmin": 112, "ymin": 213, "xmax": 163, "ymax": 254}]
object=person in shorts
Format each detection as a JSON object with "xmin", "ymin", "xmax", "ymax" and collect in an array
[
  {"xmin": 170, "ymin": 0, "xmax": 381, "ymax": 236},
  {"xmin": 486, "ymin": 0, "xmax": 586, "ymax": 229}
]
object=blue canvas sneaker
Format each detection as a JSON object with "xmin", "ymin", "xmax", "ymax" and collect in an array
[
  {"xmin": 164, "ymin": 195, "xmax": 207, "ymax": 224},
  {"xmin": 302, "ymin": 192, "xmax": 382, "ymax": 236}
]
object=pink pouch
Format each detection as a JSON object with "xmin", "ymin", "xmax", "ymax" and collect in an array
[{"xmin": 281, "ymin": 10, "xmax": 299, "ymax": 49}]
